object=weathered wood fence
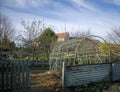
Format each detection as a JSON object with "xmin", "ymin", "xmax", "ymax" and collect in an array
[
  {"xmin": 0, "ymin": 60, "xmax": 30, "ymax": 92},
  {"xmin": 62, "ymin": 61, "xmax": 120, "ymax": 87},
  {"xmin": 29, "ymin": 61, "xmax": 49, "ymax": 67}
]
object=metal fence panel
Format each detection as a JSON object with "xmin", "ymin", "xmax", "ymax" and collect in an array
[
  {"xmin": 65, "ymin": 64, "xmax": 110, "ymax": 87},
  {"xmin": 112, "ymin": 61, "xmax": 120, "ymax": 81}
]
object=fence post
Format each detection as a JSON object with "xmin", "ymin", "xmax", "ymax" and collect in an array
[
  {"xmin": 62, "ymin": 61, "xmax": 66, "ymax": 87},
  {"xmin": 110, "ymin": 62, "xmax": 113, "ymax": 81},
  {"xmin": 111, "ymin": 62, "xmax": 116, "ymax": 81}
]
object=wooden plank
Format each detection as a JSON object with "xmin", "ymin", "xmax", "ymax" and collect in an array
[
  {"xmin": 26, "ymin": 60, "xmax": 29, "ymax": 92},
  {"xmin": 10, "ymin": 62, "xmax": 13, "ymax": 92},
  {"xmin": 22, "ymin": 61, "xmax": 25, "ymax": 91},
  {"xmin": 13, "ymin": 62, "xmax": 17, "ymax": 92},
  {"xmin": 0, "ymin": 61, "xmax": 2, "ymax": 91},
  {"xmin": 6, "ymin": 62, "xmax": 9, "ymax": 92},
  {"xmin": 17, "ymin": 61, "xmax": 20, "ymax": 92},
  {"xmin": 1, "ymin": 62, "xmax": 4, "ymax": 92}
]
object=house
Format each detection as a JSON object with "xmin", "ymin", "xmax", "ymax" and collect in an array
[{"xmin": 56, "ymin": 32, "xmax": 69, "ymax": 42}]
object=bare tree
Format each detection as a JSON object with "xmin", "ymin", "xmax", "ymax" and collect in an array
[
  {"xmin": 70, "ymin": 28, "xmax": 93, "ymax": 38},
  {"xmin": 107, "ymin": 26, "xmax": 120, "ymax": 44},
  {"xmin": 0, "ymin": 13, "xmax": 15, "ymax": 41},
  {"xmin": 0, "ymin": 13, "xmax": 15, "ymax": 58},
  {"xmin": 18, "ymin": 19, "xmax": 46, "ymax": 60}
]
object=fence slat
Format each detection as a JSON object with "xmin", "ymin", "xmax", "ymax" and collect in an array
[
  {"xmin": 6, "ymin": 62, "xmax": 9, "ymax": 92},
  {"xmin": 0, "ymin": 62, "xmax": 2, "ymax": 91},
  {"xmin": 18, "ymin": 61, "xmax": 20, "ymax": 92},
  {"xmin": 13, "ymin": 62, "xmax": 17, "ymax": 92},
  {"xmin": 26, "ymin": 60, "xmax": 29, "ymax": 92},
  {"xmin": 10, "ymin": 62, "xmax": 13, "ymax": 92},
  {"xmin": 1, "ymin": 63, "xmax": 4, "ymax": 92},
  {"xmin": 22, "ymin": 61, "xmax": 25, "ymax": 91}
]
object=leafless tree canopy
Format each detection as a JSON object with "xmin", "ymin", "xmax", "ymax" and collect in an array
[
  {"xmin": 70, "ymin": 29, "xmax": 93, "ymax": 38},
  {"xmin": 17, "ymin": 19, "xmax": 49, "ymax": 60},
  {"xmin": 107, "ymin": 27, "xmax": 120, "ymax": 44},
  {"xmin": 18, "ymin": 19, "xmax": 46, "ymax": 48},
  {"xmin": 0, "ymin": 13, "xmax": 15, "ymax": 41}
]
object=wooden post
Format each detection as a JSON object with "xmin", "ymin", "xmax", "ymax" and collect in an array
[{"xmin": 62, "ymin": 61, "xmax": 66, "ymax": 87}]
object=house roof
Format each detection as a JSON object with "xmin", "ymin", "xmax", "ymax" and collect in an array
[{"xmin": 56, "ymin": 32, "xmax": 69, "ymax": 38}]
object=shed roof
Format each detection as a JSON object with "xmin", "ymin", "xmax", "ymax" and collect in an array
[{"xmin": 56, "ymin": 32, "xmax": 69, "ymax": 38}]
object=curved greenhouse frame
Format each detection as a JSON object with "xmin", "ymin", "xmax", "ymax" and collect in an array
[{"xmin": 49, "ymin": 35, "xmax": 110, "ymax": 72}]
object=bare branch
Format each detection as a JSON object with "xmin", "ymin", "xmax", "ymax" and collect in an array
[{"xmin": 107, "ymin": 26, "xmax": 120, "ymax": 44}]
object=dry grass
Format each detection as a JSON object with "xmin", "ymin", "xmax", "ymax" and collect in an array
[
  {"xmin": 103, "ymin": 83, "xmax": 120, "ymax": 92},
  {"xmin": 29, "ymin": 71, "xmax": 64, "ymax": 92},
  {"xmin": 29, "ymin": 71, "xmax": 120, "ymax": 92}
]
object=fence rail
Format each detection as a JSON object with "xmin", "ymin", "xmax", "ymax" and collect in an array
[
  {"xmin": 0, "ymin": 60, "xmax": 30, "ymax": 92},
  {"xmin": 62, "ymin": 61, "xmax": 120, "ymax": 87}
]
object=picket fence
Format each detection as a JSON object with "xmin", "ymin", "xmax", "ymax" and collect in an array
[
  {"xmin": 62, "ymin": 61, "xmax": 120, "ymax": 87},
  {"xmin": 0, "ymin": 60, "xmax": 30, "ymax": 92}
]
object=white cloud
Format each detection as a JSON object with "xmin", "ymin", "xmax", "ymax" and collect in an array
[
  {"xmin": 104, "ymin": 0, "xmax": 120, "ymax": 6},
  {"xmin": 4, "ymin": 0, "xmax": 27, "ymax": 8},
  {"xmin": 113, "ymin": 0, "xmax": 120, "ymax": 5},
  {"xmin": 1, "ymin": 0, "xmax": 53, "ymax": 9},
  {"xmin": 71, "ymin": 0, "xmax": 96, "ymax": 11},
  {"xmin": 1, "ymin": 0, "xmax": 120, "ymax": 38}
]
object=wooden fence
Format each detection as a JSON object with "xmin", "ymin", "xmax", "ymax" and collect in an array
[
  {"xmin": 0, "ymin": 60, "xmax": 30, "ymax": 92},
  {"xmin": 62, "ymin": 61, "xmax": 120, "ymax": 87},
  {"xmin": 29, "ymin": 61, "xmax": 49, "ymax": 67}
]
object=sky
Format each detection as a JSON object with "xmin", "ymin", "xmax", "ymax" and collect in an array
[{"xmin": 0, "ymin": 0, "xmax": 120, "ymax": 38}]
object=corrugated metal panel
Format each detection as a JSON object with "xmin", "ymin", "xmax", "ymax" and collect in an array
[
  {"xmin": 65, "ymin": 64, "xmax": 110, "ymax": 87},
  {"xmin": 112, "ymin": 61, "xmax": 120, "ymax": 81}
]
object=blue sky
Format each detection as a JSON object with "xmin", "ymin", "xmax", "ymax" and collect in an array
[{"xmin": 0, "ymin": 0, "xmax": 120, "ymax": 37}]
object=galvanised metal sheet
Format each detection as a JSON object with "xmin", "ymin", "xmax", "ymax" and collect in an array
[
  {"xmin": 65, "ymin": 64, "xmax": 110, "ymax": 87},
  {"xmin": 112, "ymin": 61, "xmax": 120, "ymax": 81}
]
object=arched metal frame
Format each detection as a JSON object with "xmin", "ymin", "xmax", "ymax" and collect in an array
[
  {"xmin": 74, "ymin": 35, "xmax": 108, "ymax": 62},
  {"xmin": 49, "ymin": 35, "xmax": 110, "ymax": 72}
]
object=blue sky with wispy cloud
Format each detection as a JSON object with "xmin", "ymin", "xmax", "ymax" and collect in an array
[{"xmin": 0, "ymin": 0, "xmax": 120, "ymax": 37}]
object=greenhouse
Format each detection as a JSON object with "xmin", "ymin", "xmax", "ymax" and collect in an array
[{"xmin": 49, "ymin": 35, "xmax": 110, "ymax": 72}]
